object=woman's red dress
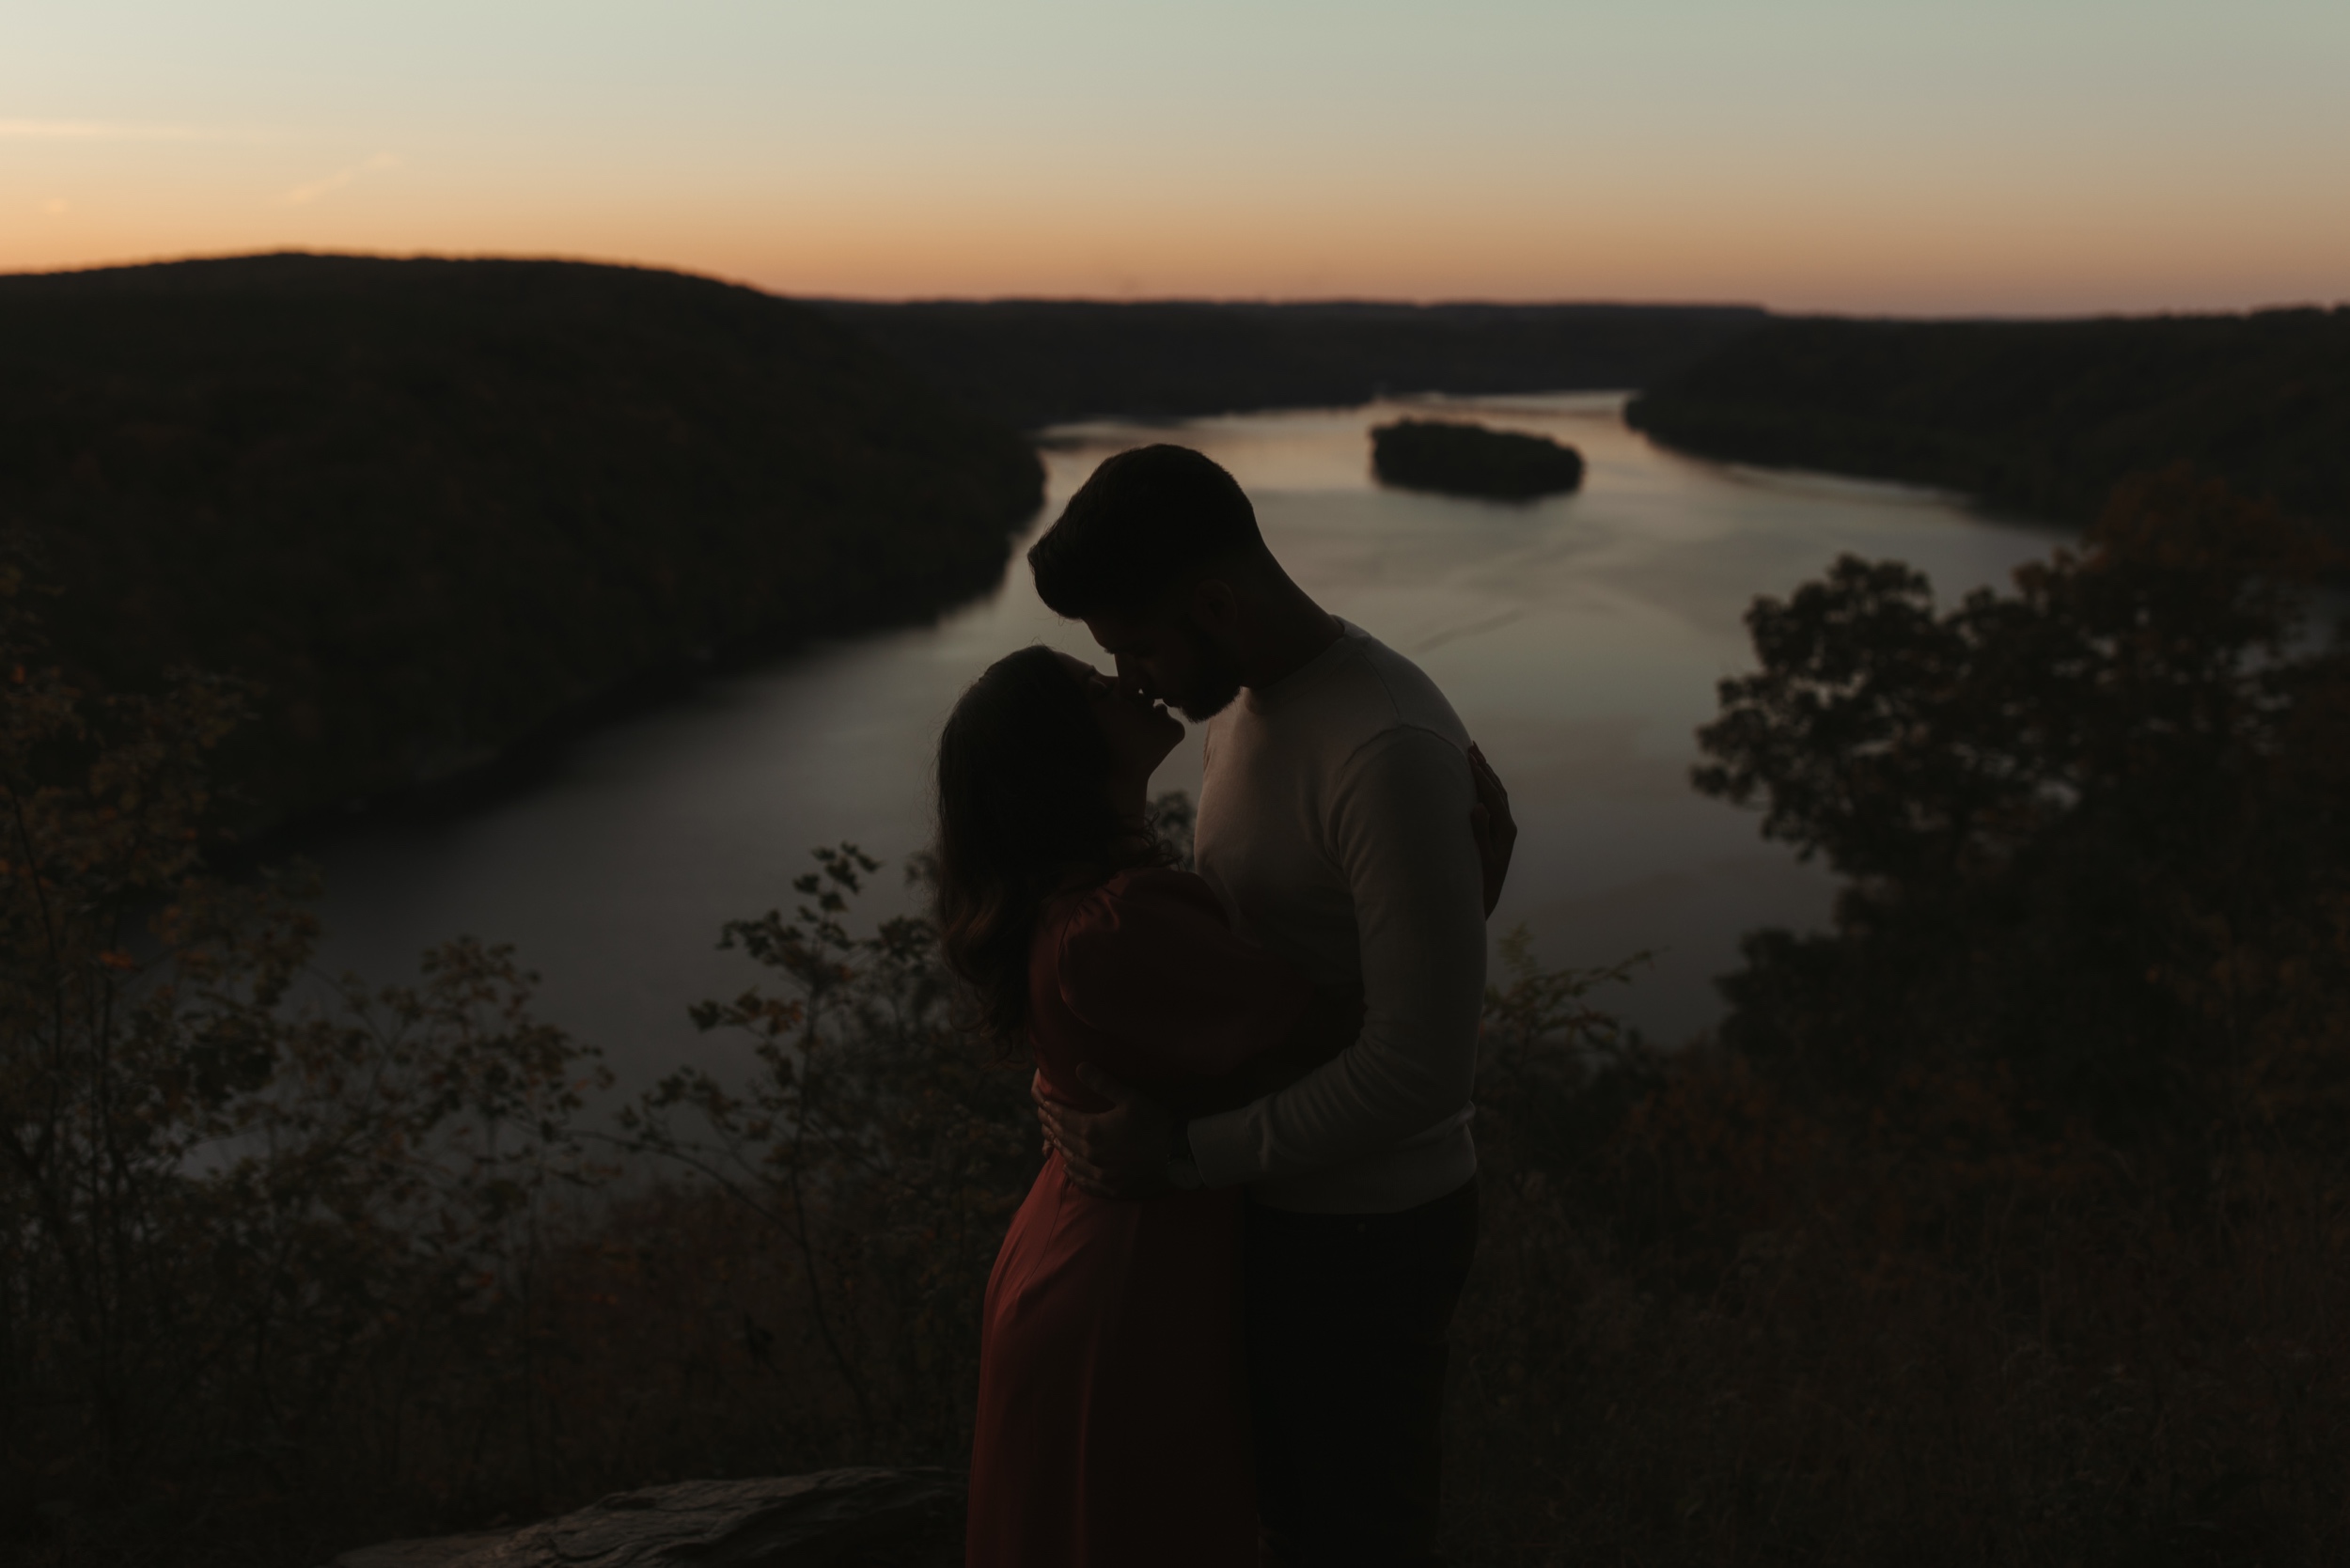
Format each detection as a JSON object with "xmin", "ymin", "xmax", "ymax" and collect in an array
[{"xmin": 965, "ymin": 868, "xmax": 1313, "ymax": 1568}]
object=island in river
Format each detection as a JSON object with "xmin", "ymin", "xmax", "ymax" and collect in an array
[{"xmin": 1371, "ymin": 418, "xmax": 1586, "ymax": 499}]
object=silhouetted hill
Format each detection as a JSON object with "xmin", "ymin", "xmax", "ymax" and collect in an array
[
  {"xmin": 1625, "ymin": 309, "xmax": 2350, "ymax": 535},
  {"xmin": 0, "ymin": 253, "xmax": 1043, "ymax": 829},
  {"xmin": 812, "ymin": 300, "xmax": 1769, "ymax": 428}
]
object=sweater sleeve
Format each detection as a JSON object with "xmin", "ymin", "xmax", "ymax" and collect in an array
[{"xmin": 1183, "ymin": 725, "xmax": 1487, "ymax": 1188}]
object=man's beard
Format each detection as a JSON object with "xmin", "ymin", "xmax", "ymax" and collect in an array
[{"xmin": 1174, "ymin": 641, "xmax": 1245, "ymax": 722}]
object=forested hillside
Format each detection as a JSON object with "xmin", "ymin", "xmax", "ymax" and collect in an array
[
  {"xmin": 0, "ymin": 253, "xmax": 1044, "ymax": 827},
  {"xmin": 1625, "ymin": 308, "xmax": 2350, "ymax": 535},
  {"xmin": 813, "ymin": 299, "xmax": 1768, "ymax": 428}
]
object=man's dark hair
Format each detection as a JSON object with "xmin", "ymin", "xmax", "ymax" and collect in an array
[{"xmin": 1027, "ymin": 445, "xmax": 1262, "ymax": 619}]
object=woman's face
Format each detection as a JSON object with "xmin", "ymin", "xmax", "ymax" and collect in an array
[{"xmin": 1055, "ymin": 650, "xmax": 1184, "ymax": 787}]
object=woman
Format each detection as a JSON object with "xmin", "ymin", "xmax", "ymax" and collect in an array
[{"xmin": 936, "ymin": 645, "xmax": 1511, "ymax": 1568}]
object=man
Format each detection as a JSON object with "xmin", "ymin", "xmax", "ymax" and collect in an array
[{"xmin": 1026, "ymin": 444, "xmax": 1504, "ymax": 1567}]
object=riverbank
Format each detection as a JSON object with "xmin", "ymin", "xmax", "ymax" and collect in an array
[{"xmin": 1625, "ymin": 308, "xmax": 2350, "ymax": 540}]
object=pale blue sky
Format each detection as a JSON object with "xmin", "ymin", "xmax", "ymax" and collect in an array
[{"xmin": 7, "ymin": 0, "xmax": 2347, "ymax": 309}]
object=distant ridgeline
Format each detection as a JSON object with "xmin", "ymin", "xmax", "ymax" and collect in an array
[
  {"xmin": 0, "ymin": 254, "xmax": 1043, "ymax": 830},
  {"xmin": 1625, "ymin": 309, "xmax": 2350, "ymax": 538},
  {"xmin": 1371, "ymin": 418, "xmax": 1586, "ymax": 500},
  {"xmin": 811, "ymin": 300, "xmax": 1770, "ymax": 428}
]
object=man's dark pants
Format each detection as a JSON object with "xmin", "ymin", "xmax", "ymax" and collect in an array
[{"xmin": 1245, "ymin": 1176, "xmax": 1480, "ymax": 1568}]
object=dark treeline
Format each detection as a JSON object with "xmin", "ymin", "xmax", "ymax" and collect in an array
[
  {"xmin": 0, "ymin": 253, "xmax": 1044, "ymax": 830},
  {"xmin": 1627, "ymin": 307, "xmax": 2350, "ymax": 538},
  {"xmin": 811, "ymin": 300, "xmax": 1770, "ymax": 429}
]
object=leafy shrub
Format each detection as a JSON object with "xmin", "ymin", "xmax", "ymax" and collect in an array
[
  {"xmin": 621, "ymin": 845, "xmax": 1041, "ymax": 1463},
  {"xmin": 1693, "ymin": 467, "xmax": 2350, "ymax": 1144},
  {"xmin": 0, "ymin": 556, "xmax": 611, "ymax": 1562}
]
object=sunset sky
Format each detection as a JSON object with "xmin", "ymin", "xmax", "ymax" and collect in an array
[{"xmin": 7, "ymin": 0, "xmax": 2346, "ymax": 313}]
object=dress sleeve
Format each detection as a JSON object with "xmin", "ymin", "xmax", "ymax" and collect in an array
[{"xmin": 1055, "ymin": 870, "xmax": 1314, "ymax": 1080}]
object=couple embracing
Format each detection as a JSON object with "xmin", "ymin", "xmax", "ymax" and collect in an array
[{"xmin": 933, "ymin": 445, "xmax": 1514, "ymax": 1568}]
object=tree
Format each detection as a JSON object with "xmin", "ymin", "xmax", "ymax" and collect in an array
[{"xmin": 1696, "ymin": 468, "xmax": 2349, "ymax": 1139}]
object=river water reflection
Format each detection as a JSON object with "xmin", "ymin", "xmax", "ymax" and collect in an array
[{"xmin": 313, "ymin": 394, "xmax": 2062, "ymax": 1093}]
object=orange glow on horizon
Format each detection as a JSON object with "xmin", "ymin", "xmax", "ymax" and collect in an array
[
  {"xmin": 8, "ymin": 0, "xmax": 2346, "ymax": 318},
  {"xmin": 9, "ymin": 176, "xmax": 2346, "ymax": 318}
]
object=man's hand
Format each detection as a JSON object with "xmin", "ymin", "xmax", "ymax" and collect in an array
[
  {"xmin": 1469, "ymin": 743, "xmax": 1517, "ymax": 918},
  {"xmin": 1032, "ymin": 1065, "xmax": 1177, "ymax": 1199}
]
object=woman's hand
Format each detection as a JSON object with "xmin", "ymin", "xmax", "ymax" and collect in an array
[
  {"xmin": 1469, "ymin": 743, "xmax": 1516, "ymax": 918},
  {"xmin": 1033, "ymin": 1066, "xmax": 1177, "ymax": 1199}
]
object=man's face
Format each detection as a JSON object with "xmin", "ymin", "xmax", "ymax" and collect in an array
[{"xmin": 1083, "ymin": 598, "xmax": 1245, "ymax": 723}]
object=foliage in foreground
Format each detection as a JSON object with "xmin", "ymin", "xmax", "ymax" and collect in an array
[
  {"xmin": 0, "ymin": 558, "xmax": 611, "ymax": 1558},
  {"xmin": 1694, "ymin": 467, "xmax": 2350, "ymax": 1150},
  {"xmin": 6, "ymin": 467, "xmax": 2348, "ymax": 1565},
  {"xmin": 1438, "ymin": 465, "xmax": 2350, "ymax": 1565}
]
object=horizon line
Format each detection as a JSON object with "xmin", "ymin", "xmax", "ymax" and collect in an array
[{"xmin": 5, "ymin": 246, "xmax": 2343, "ymax": 323}]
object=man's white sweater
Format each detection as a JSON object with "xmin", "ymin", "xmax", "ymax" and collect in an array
[{"xmin": 1184, "ymin": 619, "xmax": 1486, "ymax": 1215}]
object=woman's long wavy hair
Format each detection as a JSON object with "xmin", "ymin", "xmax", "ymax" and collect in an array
[{"xmin": 935, "ymin": 645, "xmax": 1170, "ymax": 1055}]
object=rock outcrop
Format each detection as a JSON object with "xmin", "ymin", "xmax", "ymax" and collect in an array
[{"xmin": 325, "ymin": 1468, "xmax": 965, "ymax": 1568}]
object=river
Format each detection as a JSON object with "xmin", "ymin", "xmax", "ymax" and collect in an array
[{"xmin": 311, "ymin": 393, "xmax": 2063, "ymax": 1094}]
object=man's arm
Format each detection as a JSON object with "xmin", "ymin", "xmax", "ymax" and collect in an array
[
  {"xmin": 1469, "ymin": 744, "xmax": 1514, "ymax": 919},
  {"xmin": 1184, "ymin": 726, "xmax": 1486, "ymax": 1187},
  {"xmin": 1038, "ymin": 740, "xmax": 1507, "ymax": 1197}
]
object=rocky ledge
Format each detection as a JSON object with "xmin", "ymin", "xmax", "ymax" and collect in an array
[{"xmin": 324, "ymin": 1468, "xmax": 964, "ymax": 1568}]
